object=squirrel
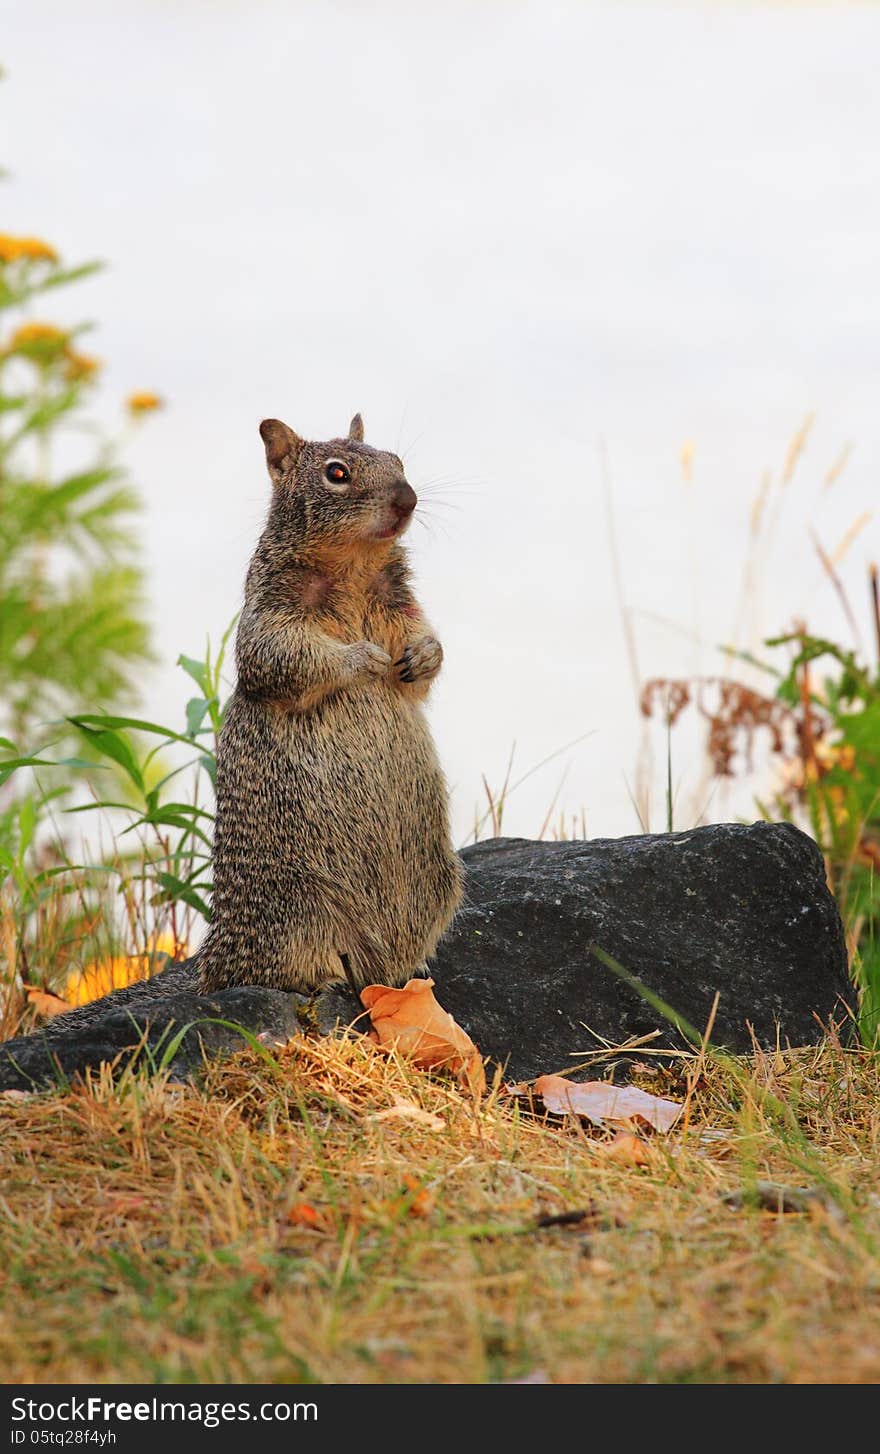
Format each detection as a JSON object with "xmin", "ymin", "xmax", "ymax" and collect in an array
[{"xmin": 197, "ymin": 412, "xmax": 463, "ymax": 997}]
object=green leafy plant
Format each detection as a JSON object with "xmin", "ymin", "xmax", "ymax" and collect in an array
[
  {"xmin": 756, "ymin": 625, "xmax": 880, "ymax": 1042},
  {"xmin": 642, "ymin": 576, "xmax": 880, "ymax": 1044},
  {"xmin": 0, "ymin": 626, "xmax": 234, "ymax": 1036},
  {"xmin": 0, "ymin": 211, "xmax": 163, "ymax": 1034},
  {"xmin": 0, "ymin": 232, "xmax": 155, "ymax": 747},
  {"xmin": 63, "ymin": 621, "xmax": 235, "ymax": 933}
]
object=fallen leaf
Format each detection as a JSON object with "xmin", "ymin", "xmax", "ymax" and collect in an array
[
  {"xmin": 388, "ymin": 1173, "xmax": 435, "ymax": 1219},
  {"xmin": 104, "ymin": 1195, "xmax": 149, "ymax": 1215},
  {"xmin": 361, "ymin": 977, "xmax": 486, "ymax": 1096},
  {"xmin": 532, "ymin": 1074, "xmax": 682, "ymax": 1132},
  {"xmin": 370, "ymin": 1099, "xmax": 446, "ymax": 1131},
  {"xmin": 285, "ymin": 1202, "xmax": 329, "ymax": 1231},
  {"xmin": 601, "ymin": 1130, "xmax": 651, "ymax": 1166},
  {"xmin": 23, "ymin": 984, "xmax": 73, "ymax": 1018}
]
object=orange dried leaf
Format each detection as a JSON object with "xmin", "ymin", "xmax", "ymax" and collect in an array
[
  {"xmin": 602, "ymin": 1130, "xmax": 651, "ymax": 1166},
  {"xmin": 24, "ymin": 984, "xmax": 73, "ymax": 1019},
  {"xmin": 361, "ymin": 977, "xmax": 486, "ymax": 1096},
  {"xmin": 285, "ymin": 1202, "xmax": 328, "ymax": 1231},
  {"xmin": 104, "ymin": 1194, "xmax": 149, "ymax": 1215},
  {"xmin": 533, "ymin": 1074, "xmax": 682, "ymax": 1132},
  {"xmin": 389, "ymin": 1174, "xmax": 435, "ymax": 1219}
]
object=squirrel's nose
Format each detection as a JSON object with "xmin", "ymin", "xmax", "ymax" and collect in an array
[{"xmin": 391, "ymin": 481, "xmax": 417, "ymax": 517}]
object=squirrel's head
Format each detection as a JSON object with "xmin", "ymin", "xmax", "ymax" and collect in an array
[{"xmin": 259, "ymin": 414, "xmax": 417, "ymax": 549}]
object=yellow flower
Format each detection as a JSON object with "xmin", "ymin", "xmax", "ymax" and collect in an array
[
  {"xmin": 3, "ymin": 321, "xmax": 71, "ymax": 367},
  {"xmin": 0, "ymin": 233, "xmax": 58, "ymax": 265},
  {"xmin": 814, "ymin": 739, "xmax": 856, "ymax": 774},
  {"xmin": 64, "ymin": 350, "xmax": 101, "ymax": 382},
  {"xmin": 17, "ymin": 236, "xmax": 58, "ymax": 262},
  {"xmin": 7, "ymin": 321, "xmax": 68, "ymax": 348},
  {"xmin": 65, "ymin": 953, "xmax": 142, "ymax": 1005},
  {"xmin": 777, "ymin": 738, "xmax": 857, "ymax": 798},
  {"xmin": 64, "ymin": 932, "xmax": 186, "ymax": 1007},
  {"xmin": 4, "ymin": 323, "xmax": 103, "ymax": 380},
  {"xmin": 127, "ymin": 391, "xmax": 163, "ymax": 414}
]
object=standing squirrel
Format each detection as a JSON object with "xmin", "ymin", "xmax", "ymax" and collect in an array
[{"xmin": 197, "ymin": 413, "xmax": 463, "ymax": 996}]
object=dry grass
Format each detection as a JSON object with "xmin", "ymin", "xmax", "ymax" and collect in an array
[{"xmin": 1, "ymin": 1032, "xmax": 879, "ymax": 1385}]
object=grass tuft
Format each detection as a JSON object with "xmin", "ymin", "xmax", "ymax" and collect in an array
[{"xmin": 1, "ymin": 1032, "xmax": 878, "ymax": 1384}]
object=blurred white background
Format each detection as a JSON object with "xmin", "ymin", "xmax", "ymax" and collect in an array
[{"xmin": 6, "ymin": 0, "xmax": 880, "ymax": 841}]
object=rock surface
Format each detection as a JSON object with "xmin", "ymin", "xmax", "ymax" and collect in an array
[
  {"xmin": 0, "ymin": 967, "xmax": 309, "ymax": 1090},
  {"xmin": 427, "ymin": 822, "xmax": 855, "ymax": 1077},
  {"xmin": 0, "ymin": 822, "xmax": 855, "ymax": 1091}
]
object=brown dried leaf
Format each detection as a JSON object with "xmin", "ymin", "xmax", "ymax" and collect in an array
[
  {"xmin": 361, "ymin": 977, "xmax": 486, "ymax": 1096},
  {"xmin": 104, "ymin": 1194, "xmax": 149, "ymax": 1216},
  {"xmin": 601, "ymin": 1130, "xmax": 651, "ymax": 1166},
  {"xmin": 533, "ymin": 1074, "xmax": 682, "ymax": 1132},
  {"xmin": 388, "ymin": 1173, "xmax": 435, "ymax": 1220}
]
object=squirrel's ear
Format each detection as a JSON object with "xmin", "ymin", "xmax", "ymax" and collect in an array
[
  {"xmin": 348, "ymin": 413, "xmax": 364, "ymax": 442},
  {"xmin": 259, "ymin": 419, "xmax": 302, "ymax": 483}
]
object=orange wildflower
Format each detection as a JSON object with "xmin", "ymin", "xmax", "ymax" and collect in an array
[
  {"xmin": 6, "ymin": 321, "xmax": 68, "ymax": 350},
  {"xmin": 4, "ymin": 322, "xmax": 72, "ymax": 371},
  {"xmin": 64, "ymin": 932, "xmax": 185, "ymax": 1007},
  {"xmin": 4, "ymin": 323, "xmax": 104, "ymax": 381},
  {"xmin": 126, "ymin": 391, "xmax": 163, "ymax": 414},
  {"xmin": 814, "ymin": 739, "xmax": 855, "ymax": 774},
  {"xmin": 64, "ymin": 351, "xmax": 101, "ymax": 382},
  {"xmin": 0, "ymin": 233, "xmax": 58, "ymax": 264}
]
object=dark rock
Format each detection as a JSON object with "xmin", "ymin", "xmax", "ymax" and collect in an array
[
  {"xmin": 428, "ymin": 822, "xmax": 855, "ymax": 1078},
  {"xmin": 0, "ymin": 822, "xmax": 855, "ymax": 1092},
  {"xmin": 0, "ymin": 959, "xmax": 309, "ymax": 1091}
]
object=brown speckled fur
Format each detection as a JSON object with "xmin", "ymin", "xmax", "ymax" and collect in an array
[{"xmin": 197, "ymin": 414, "xmax": 463, "ymax": 994}]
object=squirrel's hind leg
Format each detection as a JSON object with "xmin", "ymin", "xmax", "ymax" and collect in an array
[
  {"xmin": 198, "ymin": 868, "xmax": 395, "ymax": 996},
  {"xmin": 196, "ymin": 877, "xmax": 335, "ymax": 994}
]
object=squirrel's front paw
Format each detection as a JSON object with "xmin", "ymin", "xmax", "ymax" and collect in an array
[
  {"xmin": 396, "ymin": 636, "xmax": 443, "ymax": 683},
  {"xmin": 345, "ymin": 640, "xmax": 392, "ymax": 680}
]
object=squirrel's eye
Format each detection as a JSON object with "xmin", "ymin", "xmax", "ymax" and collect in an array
[{"xmin": 324, "ymin": 460, "xmax": 350, "ymax": 488}]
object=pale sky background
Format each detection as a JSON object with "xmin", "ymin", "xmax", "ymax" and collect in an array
[{"xmin": 5, "ymin": 0, "xmax": 880, "ymax": 843}]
